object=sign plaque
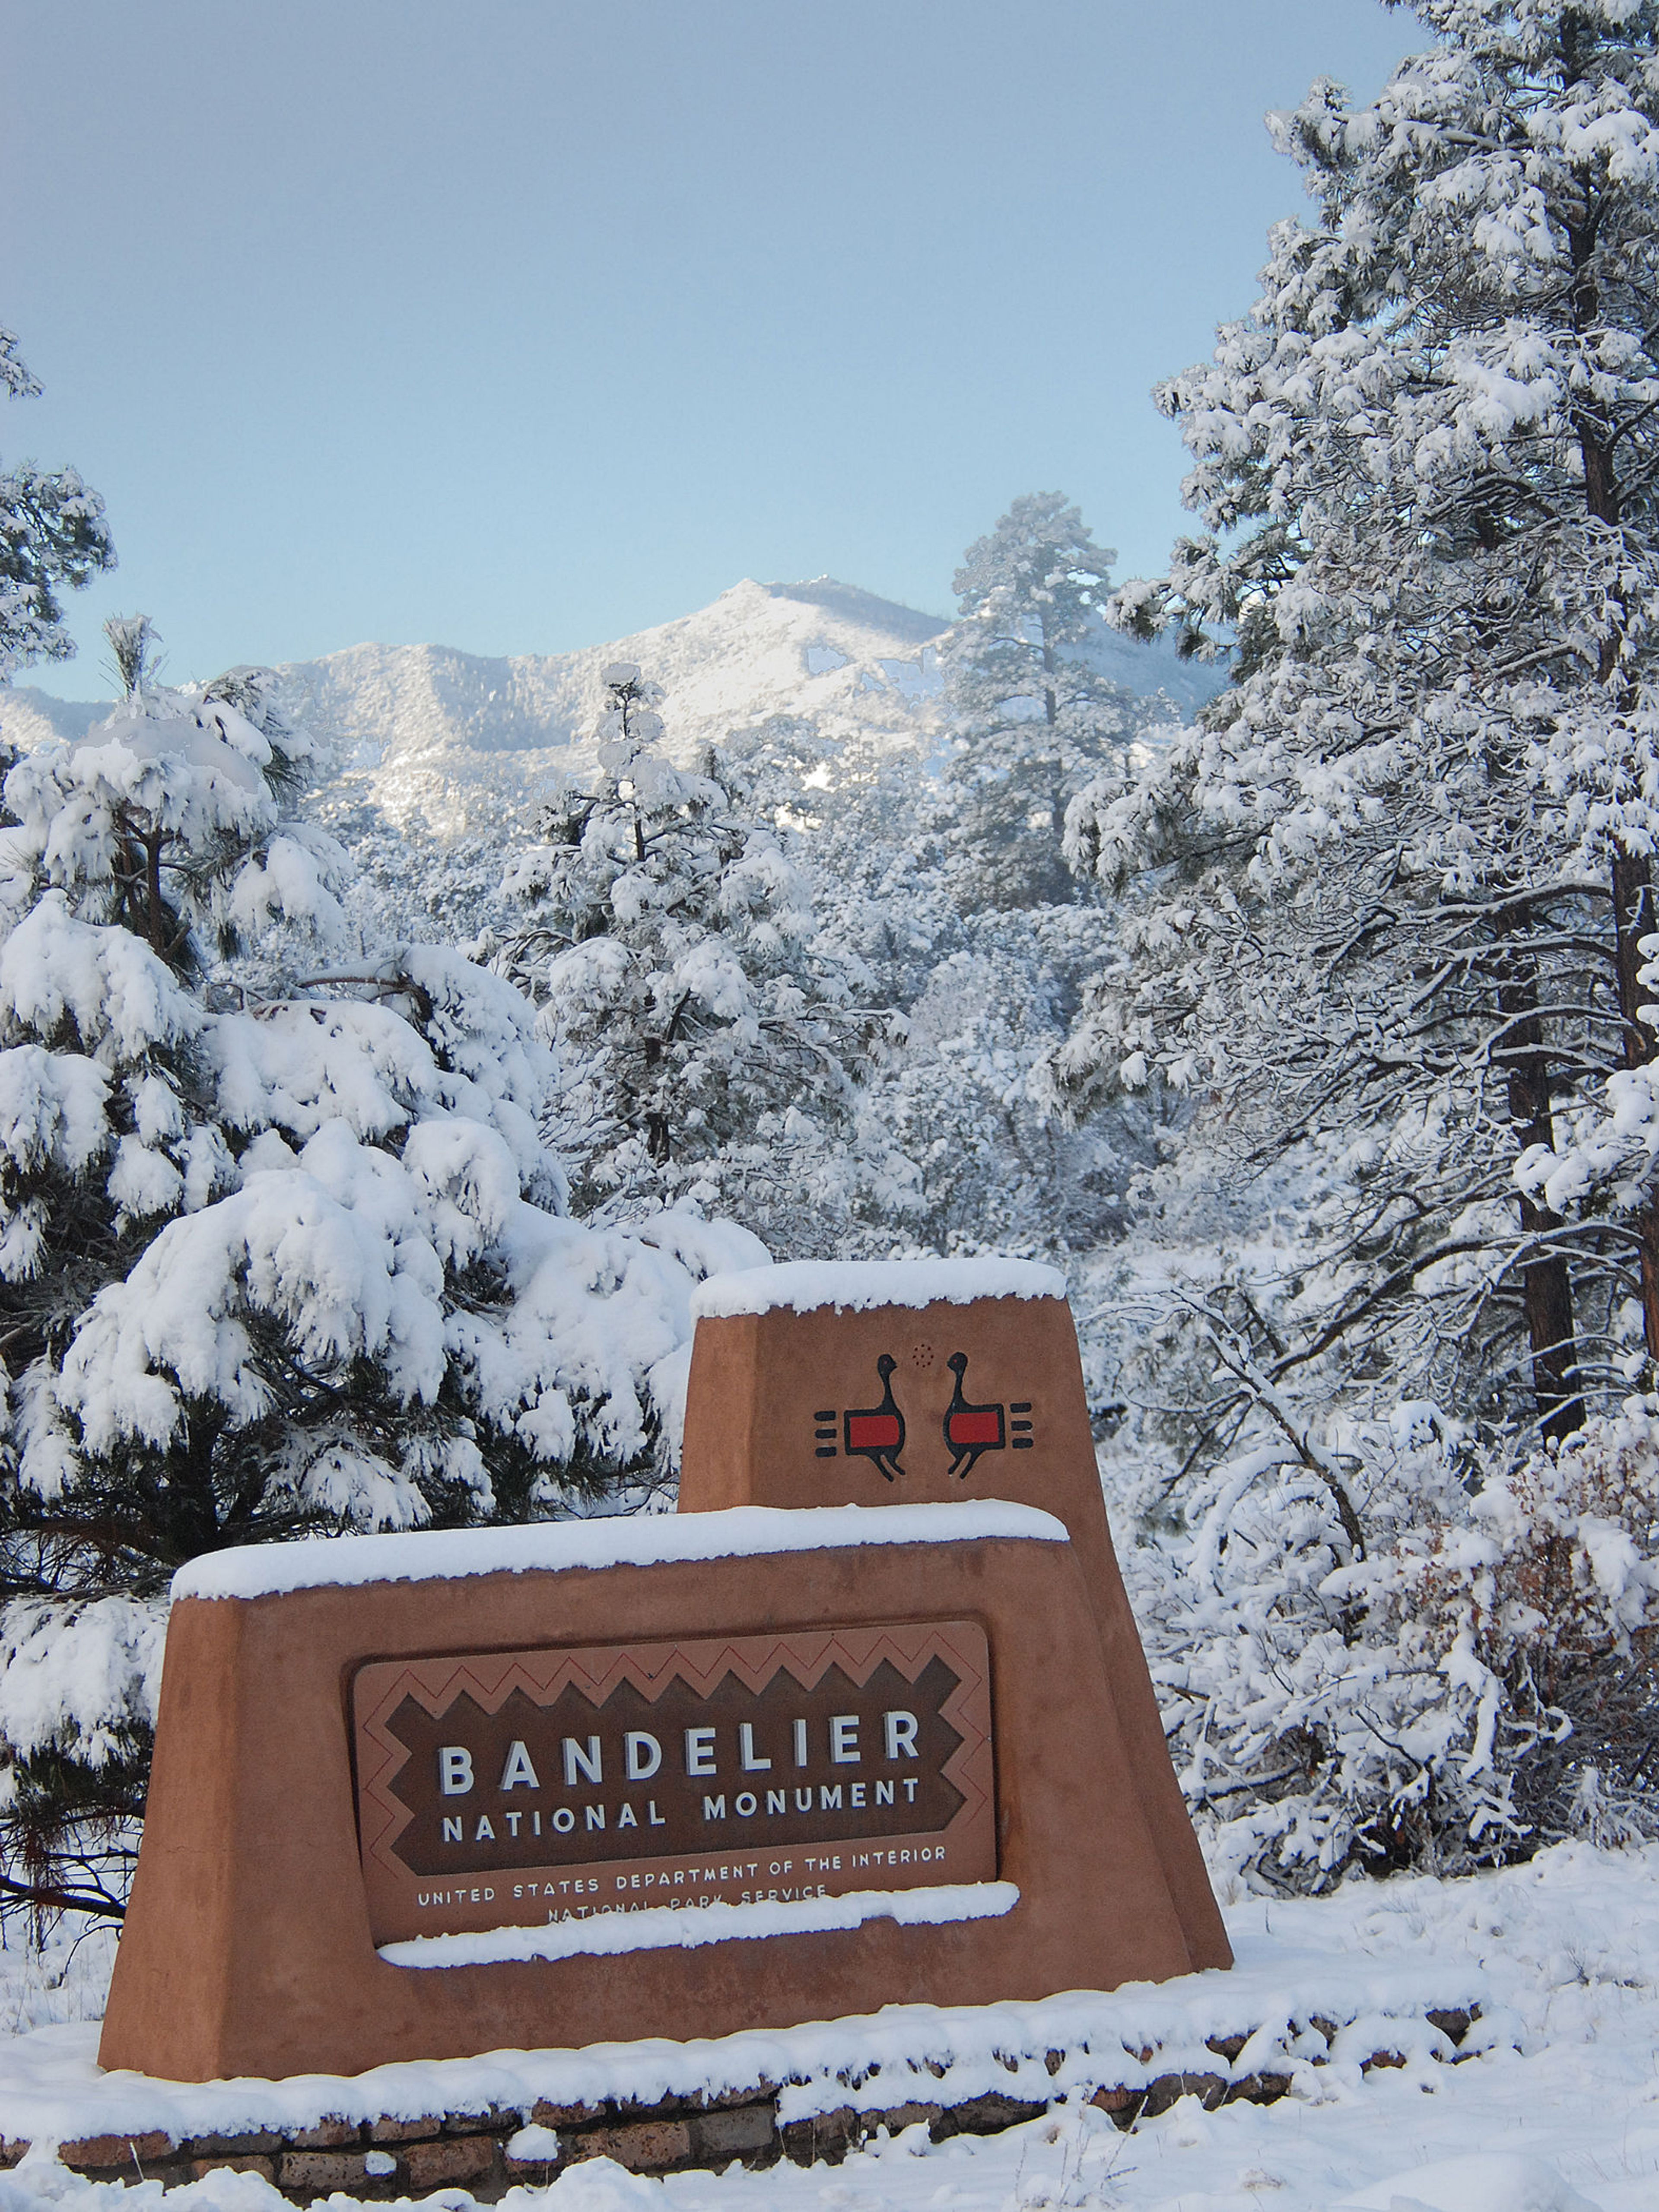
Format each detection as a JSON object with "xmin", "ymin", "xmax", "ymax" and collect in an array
[{"xmin": 353, "ymin": 1621, "xmax": 995, "ymax": 1945}]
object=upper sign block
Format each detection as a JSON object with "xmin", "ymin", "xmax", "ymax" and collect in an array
[{"xmin": 682, "ymin": 1259, "xmax": 1119, "ymax": 1603}]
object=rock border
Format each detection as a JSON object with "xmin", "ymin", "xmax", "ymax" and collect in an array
[{"xmin": 6, "ymin": 2007, "xmax": 1481, "ymax": 2197}]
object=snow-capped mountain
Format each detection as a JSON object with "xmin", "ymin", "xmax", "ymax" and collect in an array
[
  {"xmin": 0, "ymin": 576, "xmax": 1221, "ymax": 832},
  {"xmin": 292, "ymin": 578, "xmax": 956, "ymax": 826}
]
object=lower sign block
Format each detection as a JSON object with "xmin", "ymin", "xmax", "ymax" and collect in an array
[
  {"xmin": 98, "ymin": 1502, "xmax": 1228, "ymax": 2081},
  {"xmin": 354, "ymin": 1623, "xmax": 996, "ymax": 1945}
]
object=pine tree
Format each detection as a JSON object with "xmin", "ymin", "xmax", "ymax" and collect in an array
[
  {"xmin": 0, "ymin": 637, "xmax": 762, "ymax": 1920},
  {"xmin": 1060, "ymin": 0, "xmax": 1659, "ymax": 1444},
  {"xmin": 0, "ymin": 325, "xmax": 114, "ymax": 680},
  {"xmin": 712, "ymin": 713, "xmax": 1148, "ymax": 1260},
  {"xmin": 943, "ymin": 493, "xmax": 1145, "ymax": 908},
  {"xmin": 502, "ymin": 664, "xmax": 892, "ymax": 1250}
]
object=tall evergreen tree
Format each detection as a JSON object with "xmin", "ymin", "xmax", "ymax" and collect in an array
[
  {"xmin": 502, "ymin": 664, "xmax": 895, "ymax": 1250},
  {"xmin": 944, "ymin": 493, "xmax": 1145, "ymax": 907},
  {"xmin": 1060, "ymin": 0, "xmax": 1659, "ymax": 1443}
]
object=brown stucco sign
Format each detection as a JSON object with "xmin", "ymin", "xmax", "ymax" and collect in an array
[
  {"xmin": 99, "ymin": 1257, "xmax": 1232, "ymax": 2082},
  {"xmin": 354, "ymin": 1623, "xmax": 995, "ymax": 1943}
]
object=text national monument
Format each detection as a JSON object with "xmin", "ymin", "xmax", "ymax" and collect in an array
[{"xmin": 100, "ymin": 1258, "xmax": 1231, "ymax": 2082}]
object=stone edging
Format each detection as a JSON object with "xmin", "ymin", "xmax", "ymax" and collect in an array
[{"xmin": 3, "ymin": 2006, "xmax": 1481, "ymax": 2198}]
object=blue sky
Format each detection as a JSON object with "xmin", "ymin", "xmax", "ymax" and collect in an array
[{"xmin": 4, "ymin": 0, "xmax": 1415, "ymax": 696}]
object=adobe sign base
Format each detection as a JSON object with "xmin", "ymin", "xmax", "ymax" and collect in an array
[{"xmin": 99, "ymin": 1520, "xmax": 1209, "ymax": 2083}]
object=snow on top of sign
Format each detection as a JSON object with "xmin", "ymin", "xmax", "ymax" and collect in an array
[
  {"xmin": 379, "ymin": 1881, "xmax": 1020, "ymax": 1971},
  {"xmin": 690, "ymin": 1256, "xmax": 1068, "ymax": 1320},
  {"xmin": 170, "ymin": 1499, "xmax": 1066, "ymax": 1602}
]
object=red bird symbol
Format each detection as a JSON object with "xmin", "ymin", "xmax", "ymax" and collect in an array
[
  {"xmin": 841, "ymin": 1354, "xmax": 906, "ymax": 1481},
  {"xmin": 943, "ymin": 1352, "xmax": 1010, "ymax": 1479}
]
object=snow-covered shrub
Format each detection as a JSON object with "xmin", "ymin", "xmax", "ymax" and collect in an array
[
  {"xmin": 701, "ymin": 704, "xmax": 1157, "ymax": 1263},
  {"xmin": 1124, "ymin": 1380, "xmax": 1659, "ymax": 1894},
  {"xmin": 0, "ymin": 637, "xmax": 766, "ymax": 1920},
  {"xmin": 309, "ymin": 784, "xmax": 528, "ymax": 963},
  {"xmin": 852, "ymin": 908, "xmax": 1151, "ymax": 1260}
]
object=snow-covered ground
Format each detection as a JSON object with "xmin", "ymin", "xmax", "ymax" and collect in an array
[{"xmin": 0, "ymin": 1843, "xmax": 1653, "ymax": 2210}]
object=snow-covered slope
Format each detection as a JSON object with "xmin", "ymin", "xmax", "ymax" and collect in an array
[
  {"xmin": 0, "ymin": 690, "xmax": 105, "ymax": 751},
  {"xmin": 0, "ymin": 577, "xmax": 1222, "ymax": 833},
  {"xmin": 296, "ymin": 579, "xmax": 954, "ymax": 804}
]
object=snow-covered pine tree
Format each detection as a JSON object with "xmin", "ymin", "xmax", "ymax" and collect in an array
[
  {"xmin": 712, "ymin": 715, "xmax": 1147, "ymax": 1262},
  {"xmin": 0, "ymin": 634, "xmax": 762, "ymax": 1919},
  {"xmin": 1059, "ymin": 0, "xmax": 1659, "ymax": 1444},
  {"xmin": 502, "ymin": 663, "xmax": 893, "ymax": 1251},
  {"xmin": 0, "ymin": 325, "xmax": 114, "ymax": 680},
  {"xmin": 943, "ymin": 493, "xmax": 1146, "ymax": 909}
]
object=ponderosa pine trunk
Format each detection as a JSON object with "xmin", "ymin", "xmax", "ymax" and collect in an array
[
  {"xmin": 1498, "ymin": 957, "xmax": 1583, "ymax": 1437},
  {"xmin": 1611, "ymin": 850, "xmax": 1659, "ymax": 1361}
]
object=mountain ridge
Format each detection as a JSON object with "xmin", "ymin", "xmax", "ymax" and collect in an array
[{"xmin": 0, "ymin": 575, "xmax": 1223, "ymax": 833}]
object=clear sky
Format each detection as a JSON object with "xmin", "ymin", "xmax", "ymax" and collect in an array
[{"xmin": 3, "ymin": 0, "xmax": 1417, "ymax": 697}]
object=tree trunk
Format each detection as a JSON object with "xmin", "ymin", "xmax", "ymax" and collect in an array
[
  {"xmin": 1500, "ymin": 966, "xmax": 1584, "ymax": 1438},
  {"xmin": 1612, "ymin": 851, "xmax": 1659, "ymax": 1361},
  {"xmin": 1040, "ymin": 616, "xmax": 1058, "ymax": 728}
]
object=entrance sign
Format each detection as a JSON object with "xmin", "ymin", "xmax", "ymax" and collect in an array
[
  {"xmin": 99, "ymin": 1257, "xmax": 1231, "ymax": 2084},
  {"xmin": 353, "ymin": 1623, "xmax": 995, "ymax": 1943}
]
